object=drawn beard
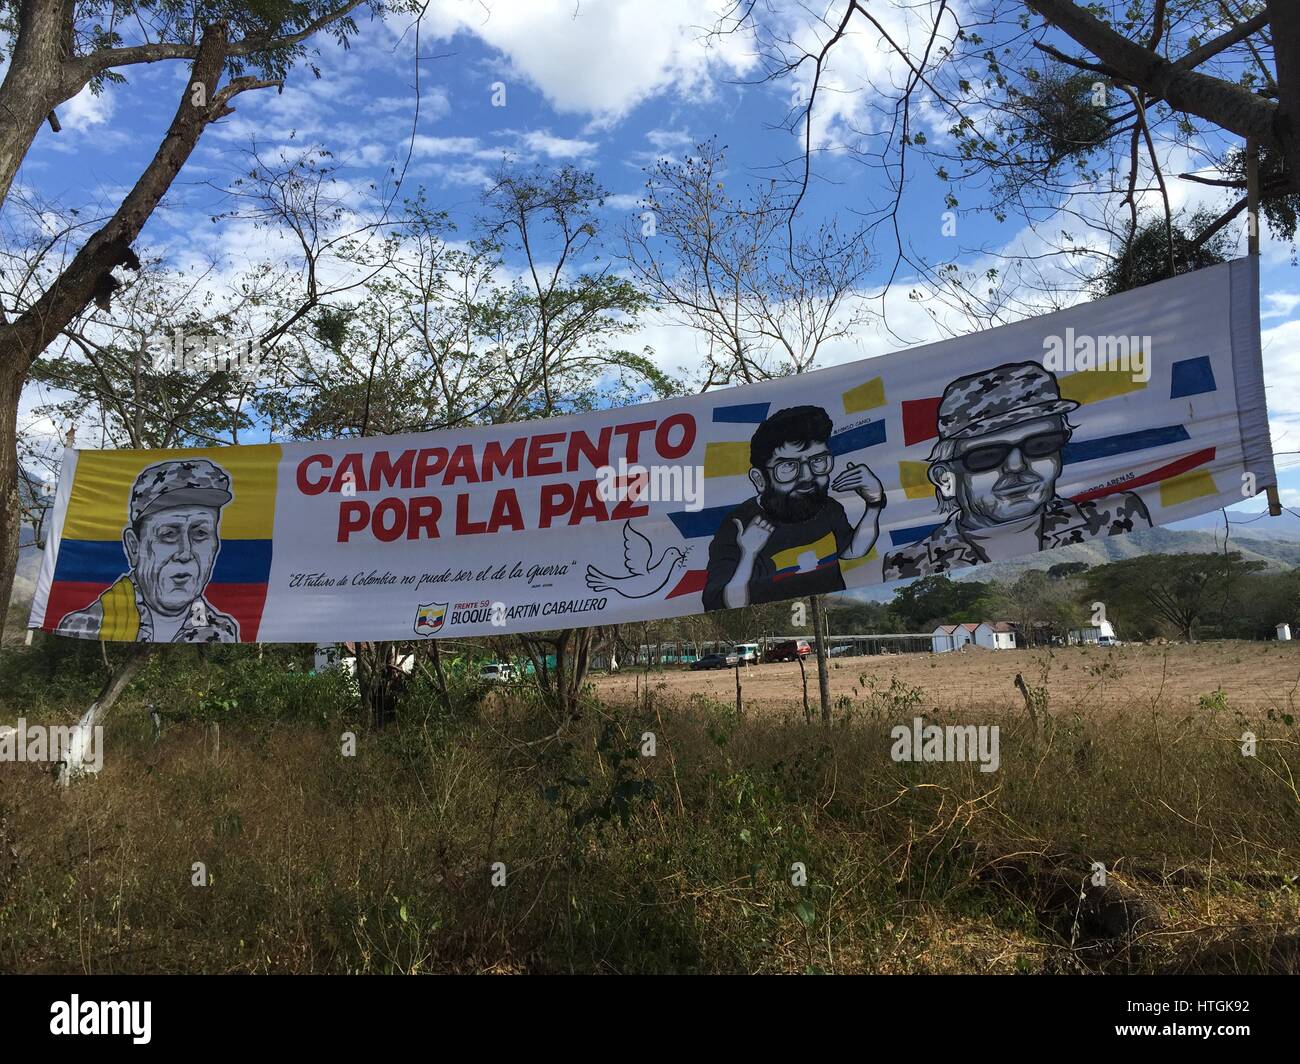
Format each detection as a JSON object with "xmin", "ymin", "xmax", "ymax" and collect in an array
[{"xmin": 762, "ymin": 483, "xmax": 828, "ymax": 523}]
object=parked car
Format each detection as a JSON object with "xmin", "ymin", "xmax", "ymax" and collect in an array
[
  {"xmin": 692, "ymin": 652, "xmax": 740, "ymax": 670},
  {"xmin": 829, "ymin": 644, "xmax": 855, "ymax": 657},
  {"xmin": 733, "ymin": 643, "xmax": 760, "ymax": 664},
  {"xmin": 1096, "ymin": 635, "xmax": 1123, "ymax": 647},
  {"xmin": 479, "ymin": 662, "xmax": 517, "ymax": 683},
  {"xmin": 764, "ymin": 639, "xmax": 811, "ymax": 662}
]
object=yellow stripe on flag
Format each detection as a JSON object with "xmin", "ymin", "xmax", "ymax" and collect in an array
[
  {"xmin": 63, "ymin": 444, "xmax": 282, "ymax": 541},
  {"xmin": 1058, "ymin": 362, "xmax": 1148, "ymax": 405},
  {"xmin": 842, "ymin": 376, "xmax": 885, "ymax": 414},
  {"xmin": 771, "ymin": 532, "xmax": 837, "ymax": 573},
  {"xmin": 899, "ymin": 460, "xmax": 933, "ymax": 500},
  {"xmin": 99, "ymin": 576, "xmax": 140, "ymax": 642},
  {"xmin": 1160, "ymin": 469, "xmax": 1218, "ymax": 507},
  {"xmin": 703, "ymin": 441, "xmax": 752, "ymax": 479},
  {"xmin": 840, "ymin": 547, "xmax": 877, "ymax": 573}
]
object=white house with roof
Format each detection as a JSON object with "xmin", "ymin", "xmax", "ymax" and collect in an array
[{"xmin": 931, "ymin": 621, "xmax": 1017, "ymax": 653}]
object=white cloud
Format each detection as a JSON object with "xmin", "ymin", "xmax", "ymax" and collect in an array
[
  {"xmin": 646, "ymin": 128, "xmax": 694, "ymax": 151},
  {"xmin": 414, "ymin": 0, "xmax": 756, "ymax": 123},
  {"xmin": 412, "ymin": 134, "xmax": 485, "ymax": 156},
  {"xmin": 604, "ymin": 192, "xmax": 644, "ymax": 210},
  {"xmin": 410, "ymin": 160, "xmax": 498, "ymax": 187},
  {"xmin": 1260, "ymin": 317, "xmax": 1300, "ymax": 465},
  {"xmin": 1262, "ymin": 292, "xmax": 1300, "ymax": 319},
  {"xmin": 365, "ymin": 86, "xmax": 453, "ymax": 120},
  {"xmin": 519, "ymin": 130, "xmax": 597, "ymax": 159},
  {"xmin": 60, "ymin": 83, "xmax": 116, "ymax": 131}
]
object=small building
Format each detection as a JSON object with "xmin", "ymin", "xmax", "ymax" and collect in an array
[
  {"xmin": 315, "ymin": 642, "xmax": 416, "ymax": 676},
  {"xmin": 1067, "ymin": 620, "xmax": 1118, "ymax": 645},
  {"xmin": 931, "ymin": 621, "xmax": 1017, "ymax": 653}
]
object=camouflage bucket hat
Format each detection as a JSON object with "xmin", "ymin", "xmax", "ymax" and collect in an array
[
  {"xmin": 129, "ymin": 458, "xmax": 233, "ymax": 524},
  {"xmin": 935, "ymin": 361, "xmax": 1080, "ymax": 443}
]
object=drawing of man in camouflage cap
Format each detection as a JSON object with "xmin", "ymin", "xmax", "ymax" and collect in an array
[
  {"xmin": 882, "ymin": 362, "xmax": 1151, "ymax": 580},
  {"xmin": 56, "ymin": 458, "xmax": 240, "ymax": 642}
]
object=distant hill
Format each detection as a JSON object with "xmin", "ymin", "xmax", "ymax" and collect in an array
[
  {"xmin": 1168, "ymin": 507, "xmax": 1300, "ymax": 541},
  {"xmin": 9, "ymin": 471, "xmax": 50, "ymax": 608},
  {"xmin": 12, "ymin": 527, "xmax": 41, "ymax": 607},
  {"xmin": 948, "ymin": 526, "xmax": 1300, "ymax": 584},
  {"xmin": 838, "ymin": 515, "xmax": 1300, "ymax": 604}
]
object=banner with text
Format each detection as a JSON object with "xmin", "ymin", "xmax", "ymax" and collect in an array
[{"xmin": 30, "ymin": 258, "xmax": 1277, "ymax": 643}]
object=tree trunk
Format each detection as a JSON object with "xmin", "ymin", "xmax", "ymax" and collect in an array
[
  {"xmin": 0, "ymin": 81, "xmax": 52, "ymax": 217},
  {"xmin": 1026, "ymin": 1, "xmax": 1284, "ymax": 170},
  {"xmin": 0, "ymin": 0, "xmax": 77, "ymax": 213},
  {"xmin": 797, "ymin": 652, "xmax": 811, "ymax": 724},
  {"xmin": 357, "ymin": 641, "xmax": 404, "ymax": 728},
  {"xmin": 427, "ymin": 637, "xmax": 451, "ymax": 713},
  {"xmin": 810, "ymin": 594, "xmax": 832, "ymax": 724},
  {"xmin": 0, "ymin": 23, "xmax": 241, "ymax": 644},
  {"xmin": 1267, "ymin": 0, "xmax": 1300, "ymax": 186},
  {"xmin": 0, "ymin": 359, "xmax": 24, "ymax": 637},
  {"xmin": 522, "ymin": 628, "xmax": 593, "ymax": 720},
  {"xmin": 58, "ymin": 643, "xmax": 152, "ymax": 783}
]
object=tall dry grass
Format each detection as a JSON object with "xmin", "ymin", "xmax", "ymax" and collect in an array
[{"xmin": 0, "ymin": 644, "xmax": 1297, "ymax": 974}]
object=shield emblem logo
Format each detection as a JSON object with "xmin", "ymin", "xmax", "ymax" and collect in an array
[{"xmin": 414, "ymin": 602, "xmax": 447, "ymax": 637}]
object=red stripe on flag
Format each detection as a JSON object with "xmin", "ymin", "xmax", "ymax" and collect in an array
[
  {"xmin": 666, "ymin": 568, "xmax": 707, "ymax": 599},
  {"xmin": 204, "ymin": 583, "xmax": 269, "ymax": 642},
  {"xmin": 40, "ymin": 580, "xmax": 269, "ymax": 641},
  {"xmin": 902, "ymin": 396, "xmax": 942, "ymax": 446},
  {"xmin": 1070, "ymin": 447, "xmax": 1216, "ymax": 504},
  {"xmin": 42, "ymin": 581, "xmax": 108, "ymax": 630}
]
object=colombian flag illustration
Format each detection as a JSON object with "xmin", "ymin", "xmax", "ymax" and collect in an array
[
  {"xmin": 771, "ymin": 532, "xmax": 840, "ymax": 582},
  {"xmin": 40, "ymin": 445, "xmax": 280, "ymax": 641}
]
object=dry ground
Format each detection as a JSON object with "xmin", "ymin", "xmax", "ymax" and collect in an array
[{"xmin": 594, "ymin": 640, "xmax": 1300, "ymax": 718}]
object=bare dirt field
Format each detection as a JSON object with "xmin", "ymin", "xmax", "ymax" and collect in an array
[{"xmin": 593, "ymin": 640, "xmax": 1300, "ymax": 718}]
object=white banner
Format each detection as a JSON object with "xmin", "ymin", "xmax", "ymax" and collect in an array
[{"xmin": 30, "ymin": 258, "xmax": 1276, "ymax": 643}]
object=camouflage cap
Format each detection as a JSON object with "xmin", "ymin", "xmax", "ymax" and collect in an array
[
  {"xmin": 935, "ymin": 361, "xmax": 1079, "ymax": 443},
  {"xmin": 129, "ymin": 459, "xmax": 232, "ymax": 525}
]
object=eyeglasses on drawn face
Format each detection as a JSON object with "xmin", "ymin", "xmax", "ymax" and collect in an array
[
  {"xmin": 955, "ymin": 430, "xmax": 1069, "ymax": 474},
  {"xmin": 766, "ymin": 451, "xmax": 833, "ymax": 484}
]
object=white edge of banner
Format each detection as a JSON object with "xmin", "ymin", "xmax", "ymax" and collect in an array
[
  {"xmin": 1230, "ymin": 255, "xmax": 1278, "ymax": 491},
  {"xmin": 27, "ymin": 447, "xmax": 78, "ymax": 632}
]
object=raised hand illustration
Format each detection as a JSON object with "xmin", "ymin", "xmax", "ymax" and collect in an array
[{"xmin": 585, "ymin": 521, "xmax": 686, "ymax": 598}]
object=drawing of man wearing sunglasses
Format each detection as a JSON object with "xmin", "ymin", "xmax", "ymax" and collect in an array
[
  {"xmin": 882, "ymin": 361, "xmax": 1151, "ymax": 580},
  {"xmin": 702, "ymin": 405, "xmax": 885, "ymax": 610}
]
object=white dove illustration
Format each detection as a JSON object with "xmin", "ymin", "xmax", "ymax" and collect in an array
[{"xmin": 585, "ymin": 522, "xmax": 686, "ymax": 598}]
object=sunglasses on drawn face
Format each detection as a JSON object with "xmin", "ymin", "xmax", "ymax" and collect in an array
[
  {"xmin": 954, "ymin": 430, "xmax": 1069, "ymax": 474},
  {"xmin": 767, "ymin": 451, "xmax": 833, "ymax": 484}
]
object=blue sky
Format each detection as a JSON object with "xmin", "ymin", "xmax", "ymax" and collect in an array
[{"xmin": 12, "ymin": 0, "xmax": 1300, "ymax": 522}]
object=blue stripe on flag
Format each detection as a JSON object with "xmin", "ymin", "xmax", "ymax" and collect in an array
[
  {"xmin": 711, "ymin": 403, "xmax": 770, "ymax": 424},
  {"xmin": 1062, "ymin": 424, "xmax": 1190, "ymax": 465},
  {"xmin": 829, "ymin": 419, "xmax": 887, "ymax": 455},
  {"xmin": 1170, "ymin": 356, "xmax": 1217, "ymax": 398},
  {"xmin": 889, "ymin": 522, "xmax": 941, "ymax": 546},
  {"xmin": 667, "ymin": 505, "xmax": 734, "ymax": 540},
  {"xmin": 53, "ymin": 538, "xmax": 273, "ymax": 585}
]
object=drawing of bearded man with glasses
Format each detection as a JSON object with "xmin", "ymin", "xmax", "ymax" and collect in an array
[
  {"xmin": 703, "ymin": 405, "xmax": 885, "ymax": 610},
  {"xmin": 882, "ymin": 361, "xmax": 1152, "ymax": 580}
]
